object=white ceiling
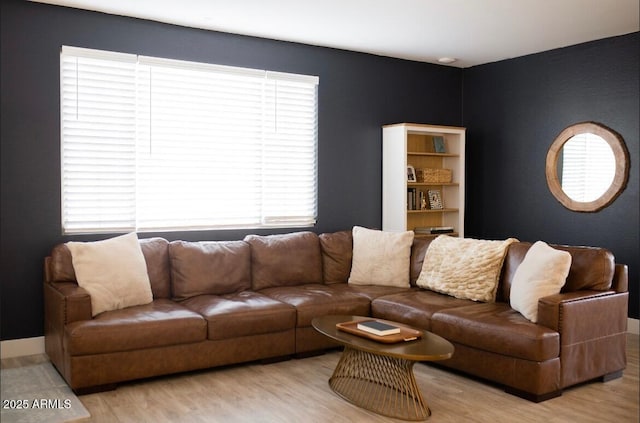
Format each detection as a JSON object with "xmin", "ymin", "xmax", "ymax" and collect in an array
[{"xmin": 31, "ymin": 0, "xmax": 639, "ymax": 67}]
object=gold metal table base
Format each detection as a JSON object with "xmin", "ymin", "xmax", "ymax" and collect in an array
[{"xmin": 329, "ymin": 346, "xmax": 430, "ymax": 421}]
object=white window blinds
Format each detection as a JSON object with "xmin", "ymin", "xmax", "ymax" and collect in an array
[
  {"xmin": 61, "ymin": 46, "xmax": 318, "ymax": 234},
  {"xmin": 560, "ymin": 133, "xmax": 615, "ymax": 203}
]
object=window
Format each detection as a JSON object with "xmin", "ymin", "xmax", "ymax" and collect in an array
[
  {"xmin": 560, "ymin": 132, "xmax": 615, "ymax": 202},
  {"xmin": 61, "ymin": 46, "xmax": 318, "ymax": 234}
]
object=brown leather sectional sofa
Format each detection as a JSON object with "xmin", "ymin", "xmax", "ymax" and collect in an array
[{"xmin": 43, "ymin": 230, "xmax": 628, "ymax": 401}]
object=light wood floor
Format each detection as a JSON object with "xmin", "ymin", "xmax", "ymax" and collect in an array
[{"xmin": 3, "ymin": 335, "xmax": 638, "ymax": 422}]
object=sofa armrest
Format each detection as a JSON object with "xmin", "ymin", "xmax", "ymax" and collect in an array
[
  {"xmin": 611, "ymin": 264, "xmax": 628, "ymax": 293},
  {"xmin": 537, "ymin": 284, "xmax": 628, "ymax": 387},
  {"xmin": 537, "ymin": 290, "xmax": 629, "ymax": 342},
  {"xmin": 44, "ymin": 280, "xmax": 92, "ymax": 374},
  {"xmin": 45, "ymin": 281, "xmax": 93, "ymax": 324}
]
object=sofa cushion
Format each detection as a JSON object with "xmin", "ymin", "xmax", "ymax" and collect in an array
[
  {"xmin": 558, "ymin": 245, "xmax": 614, "ymax": 291},
  {"xmin": 260, "ymin": 284, "xmax": 370, "ymax": 327},
  {"xmin": 410, "ymin": 237, "xmax": 433, "ymax": 286},
  {"xmin": 319, "ymin": 230, "xmax": 353, "ymax": 284},
  {"xmin": 431, "ymin": 303, "xmax": 560, "ymax": 362},
  {"xmin": 245, "ymin": 232, "xmax": 323, "ymax": 290},
  {"xmin": 170, "ymin": 240, "xmax": 251, "ymax": 300},
  {"xmin": 66, "ymin": 233, "xmax": 153, "ymax": 316},
  {"xmin": 65, "ymin": 299, "xmax": 207, "ymax": 355},
  {"xmin": 500, "ymin": 242, "xmax": 615, "ymax": 301},
  {"xmin": 510, "ymin": 241, "xmax": 572, "ymax": 322},
  {"xmin": 417, "ymin": 235, "xmax": 518, "ymax": 302},
  {"xmin": 180, "ymin": 291, "xmax": 296, "ymax": 340},
  {"xmin": 348, "ymin": 226, "xmax": 414, "ymax": 287},
  {"xmin": 49, "ymin": 237, "xmax": 171, "ymax": 299},
  {"xmin": 329, "ymin": 283, "xmax": 414, "ymax": 301},
  {"xmin": 140, "ymin": 238, "xmax": 171, "ymax": 299},
  {"xmin": 372, "ymin": 290, "xmax": 475, "ymax": 331}
]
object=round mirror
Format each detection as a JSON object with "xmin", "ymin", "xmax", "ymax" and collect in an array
[{"xmin": 546, "ymin": 122, "xmax": 629, "ymax": 212}]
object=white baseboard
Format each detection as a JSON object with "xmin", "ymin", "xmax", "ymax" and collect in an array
[
  {"xmin": 1, "ymin": 336, "xmax": 45, "ymax": 359},
  {"xmin": 1, "ymin": 319, "xmax": 638, "ymax": 359}
]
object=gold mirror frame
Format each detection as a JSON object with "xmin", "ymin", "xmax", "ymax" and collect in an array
[{"xmin": 546, "ymin": 122, "xmax": 629, "ymax": 212}]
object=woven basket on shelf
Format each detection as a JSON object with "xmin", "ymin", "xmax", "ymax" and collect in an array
[{"xmin": 419, "ymin": 168, "xmax": 452, "ymax": 183}]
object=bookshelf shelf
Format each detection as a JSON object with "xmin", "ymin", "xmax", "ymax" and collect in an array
[
  {"xmin": 408, "ymin": 182, "xmax": 459, "ymax": 187},
  {"xmin": 408, "ymin": 152, "xmax": 459, "ymax": 157},
  {"xmin": 407, "ymin": 208, "xmax": 458, "ymax": 213}
]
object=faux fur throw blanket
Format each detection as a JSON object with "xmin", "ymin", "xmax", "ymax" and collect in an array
[{"xmin": 416, "ymin": 235, "xmax": 519, "ymax": 302}]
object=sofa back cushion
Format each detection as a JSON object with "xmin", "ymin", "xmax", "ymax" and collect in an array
[
  {"xmin": 416, "ymin": 236, "xmax": 517, "ymax": 302},
  {"xmin": 410, "ymin": 237, "xmax": 433, "ymax": 286},
  {"xmin": 498, "ymin": 241, "xmax": 615, "ymax": 302},
  {"xmin": 348, "ymin": 226, "xmax": 414, "ymax": 287},
  {"xmin": 245, "ymin": 231, "xmax": 323, "ymax": 290},
  {"xmin": 66, "ymin": 233, "xmax": 153, "ymax": 316},
  {"xmin": 140, "ymin": 237, "xmax": 172, "ymax": 299},
  {"xmin": 316, "ymin": 233, "xmax": 433, "ymax": 286},
  {"xmin": 169, "ymin": 240, "xmax": 251, "ymax": 300},
  {"xmin": 319, "ymin": 230, "xmax": 353, "ymax": 284},
  {"xmin": 47, "ymin": 237, "xmax": 171, "ymax": 299}
]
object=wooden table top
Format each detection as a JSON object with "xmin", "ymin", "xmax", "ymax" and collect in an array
[{"xmin": 312, "ymin": 315, "xmax": 454, "ymax": 361}]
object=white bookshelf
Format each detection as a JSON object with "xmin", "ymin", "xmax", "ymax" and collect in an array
[{"xmin": 382, "ymin": 123, "xmax": 465, "ymax": 238}]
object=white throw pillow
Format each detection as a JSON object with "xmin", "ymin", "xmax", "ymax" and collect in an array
[
  {"xmin": 510, "ymin": 241, "xmax": 572, "ymax": 322},
  {"xmin": 417, "ymin": 235, "xmax": 518, "ymax": 302},
  {"xmin": 67, "ymin": 232, "xmax": 153, "ymax": 316},
  {"xmin": 348, "ymin": 226, "xmax": 414, "ymax": 287}
]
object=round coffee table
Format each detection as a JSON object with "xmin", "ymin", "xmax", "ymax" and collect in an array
[{"xmin": 312, "ymin": 315, "xmax": 454, "ymax": 421}]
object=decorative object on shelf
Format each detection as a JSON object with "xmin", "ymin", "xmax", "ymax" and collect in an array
[
  {"xmin": 423, "ymin": 168, "xmax": 452, "ymax": 183},
  {"xmin": 433, "ymin": 135, "xmax": 446, "ymax": 153},
  {"xmin": 415, "ymin": 168, "xmax": 425, "ymax": 183},
  {"xmin": 420, "ymin": 191, "xmax": 428, "ymax": 210},
  {"xmin": 428, "ymin": 189, "xmax": 443, "ymax": 209},
  {"xmin": 407, "ymin": 165, "xmax": 417, "ymax": 183}
]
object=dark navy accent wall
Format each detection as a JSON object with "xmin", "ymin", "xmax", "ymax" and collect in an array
[
  {"xmin": 463, "ymin": 34, "xmax": 639, "ymax": 318},
  {"xmin": 1, "ymin": 0, "xmax": 462, "ymax": 339},
  {"xmin": 1, "ymin": 0, "xmax": 637, "ymax": 341}
]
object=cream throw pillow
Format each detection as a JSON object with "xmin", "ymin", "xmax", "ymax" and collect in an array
[
  {"xmin": 67, "ymin": 232, "xmax": 153, "ymax": 316},
  {"xmin": 510, "ymin": 241, "xmax": 572, "ymax": 322},
  {"xmin": 417, "ymin": 235, "xmax": 518, "ymax": 302},
  {"xmin": 348, "ymin": 226, "xmax": 414, "ymax": 287}
]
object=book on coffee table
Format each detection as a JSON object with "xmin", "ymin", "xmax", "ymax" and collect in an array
[
  {"xmin": 336, "ymin": 320, "xmax": 423, "ymax": 343},
  {"xmin": 357, "ymin": 320, "xmax": 401, "ymax": 336}
]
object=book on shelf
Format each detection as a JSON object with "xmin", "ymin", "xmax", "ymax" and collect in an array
[
  {"xmin": 414, "ymin": 226, "xmax": 455, "ymax": 235},
  {"xmin": 407, "ymin": 188, "xmax": 427, "ymax": 210},
  {"xmin": 357, "ymin": 320, "xmax": 401, "ymax": 336}
]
